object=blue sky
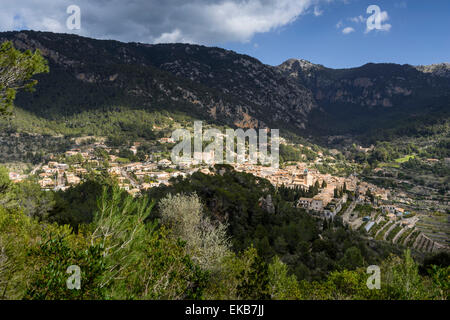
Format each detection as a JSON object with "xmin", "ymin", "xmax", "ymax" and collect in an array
[
  {"xmin": 2, "ymin": 0, "xmax": 449, "ymax": 69},
  {"xmin": 224, "ymin": 0, "xmax": 450, "ymax": 68}
]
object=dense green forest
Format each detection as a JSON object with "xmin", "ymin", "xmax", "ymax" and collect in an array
[{"xmin": 0, "ymin": 165, "xmax": 448, "ymax": 300}]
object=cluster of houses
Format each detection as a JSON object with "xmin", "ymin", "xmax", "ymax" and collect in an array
[
  {"xmin": 8, "ymin": 141, "xmax": 219, "ymax": 194},
  {"xmin": 233, "ymin": 162, "xmax": 360, "ymax": 217},
  {"xmin": 108, "ymin": 158, "xmax": 209, "ymax": 196},
  {"xmin": 37, "ymin": 161, "xmax": 84, "ymax": 190},
  {"xmin": 380, "ymin": 204, "xmax": 413, "ymax": 219},
  {"xmin": 362, "ymin": 203, "xmax": 418, "ymax": 234},
  {"xmin": 8, "ymin": 171, "xmax": 27, "ymax": 183},
  {"xmin": 8, "ymin": 141, "xmax": 390, "ymax": 220},
  {"xmin": 297, "ymin": 193, "xmax": 349, "ymax": 218}
]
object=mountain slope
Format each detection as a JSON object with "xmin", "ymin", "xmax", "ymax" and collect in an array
[
  {"xmin": 1, "ymin": 30, "xmax": 449, "ymax": 142},
  {"xmin": 276, "ymin": 59, "xmax": 450, "ymax": 141},
  {"xmin": 0, "ymin": 31, "xmax": 316, "ymax": 132}
]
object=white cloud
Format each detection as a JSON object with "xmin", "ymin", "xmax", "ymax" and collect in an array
[
  {"xmin": 342, "ymin": 27, "xmax": 355, "ymax": 34},
  {"xmin": 154, "ymin": 29, "xmax": 190, "ymax": 44},
  {"xmin": 0, "ymin": 0, "xmax": 342, "ymax": 45},
  {"xmin": 336, "ymin": 20, "xmax": 343, "ymax": 28},
  {"xmin": 36, "ymin": 18, "xmax": 66, "ymax": 33},
  {"xmin": 201, "ymin": 0, "xmax": 313, "ymax": 43},
  {"xmin": 313, "ymin": 6, "xmax": 323, "ymax": 16},
  {"xmin": 349, "ymin": 15, "xmax": 364, "ymax": 23},
  {"xmin": 0, "ymin": 1, "xmax": 68, "ymax": 32}
]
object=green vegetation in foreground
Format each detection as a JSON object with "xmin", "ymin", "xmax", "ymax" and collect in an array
[
  {"xmin": 0, "ymin": 41, "xmax": 49, "ymax": 116},
  {"xmin": 0, "ymin": 165, "xmax": 448, "ymax": 300}
]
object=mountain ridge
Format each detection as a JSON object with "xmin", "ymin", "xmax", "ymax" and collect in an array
[{"xmin": 1, "ymin": 30, "xmax": 449, "ymax": 142}]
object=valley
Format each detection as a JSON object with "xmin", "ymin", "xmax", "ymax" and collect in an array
[{"xmin": 0, "ymin": 30, "xmax": 448, "ymax": 301}]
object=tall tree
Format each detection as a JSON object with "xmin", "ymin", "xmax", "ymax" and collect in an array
[{"xmin": 0, "ymin": 41, "xmax": 49, "ymax": 116}]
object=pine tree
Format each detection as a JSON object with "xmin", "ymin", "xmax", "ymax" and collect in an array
[{"xmin": 0, "ymin": 41, "xmax": 49, "ymax": 116}]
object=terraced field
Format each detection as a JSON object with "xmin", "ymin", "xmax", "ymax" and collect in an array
[
  {"xmin": 386, "ymin": 225, "xmax": 402, "ymax": 242},
  {"xmin": 394, "ymin": 227, "xmax": 414, "ymax": 245},
  {"xmin": 375, "ymin": 221, "xmax": 393, "ymax": 240},
  {"xmin": 361, "ymin": 214, "xmax": 449, "ymax": 253},
  {"xmin": 416, "ymin": 214, "xmax": 450, "ymax": 247},
  {"xmin": 369, "ymin": 219, "xmax": 388, "ymax": 237}
]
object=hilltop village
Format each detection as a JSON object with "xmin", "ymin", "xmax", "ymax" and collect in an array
[
  {"xmin": 6, "ymin": 135, "xmax": 448, "ymax": 253},
  {"xmin": 8, "ymin": 141, "xmax": 384, "ymax": 200},
  {"xmin": 7, "ymin": 140, "xmax": 399, "ymax": 209}
]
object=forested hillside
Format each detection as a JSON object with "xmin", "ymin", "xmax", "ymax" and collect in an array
[{"xmin": 0, "ymin": 31, "xmax": 448, "ymax": 143}]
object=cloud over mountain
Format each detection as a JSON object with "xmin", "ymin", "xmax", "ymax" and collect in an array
[{"xmin": 0, "ymin": 0, "xmax": 324, "ymax": 44}]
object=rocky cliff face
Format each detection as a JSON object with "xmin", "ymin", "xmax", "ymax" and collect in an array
[
  {"xmin": 1, "ymin": 31, "xmax": 449, "ymax": 139},
  {"xmin": 276, "ymin": 58, "xmax": 450, "ymax": 138},
  {"xmin": 416, "ymin": 63, "xmax": 450, "ymax": 78},
  {"xmin": 276, "ymin": 59, "xmax": 450, "ymax": 109},
  {"xmin": 148, "ymin": 45, "xmax": 317, "ymax": 129}
]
